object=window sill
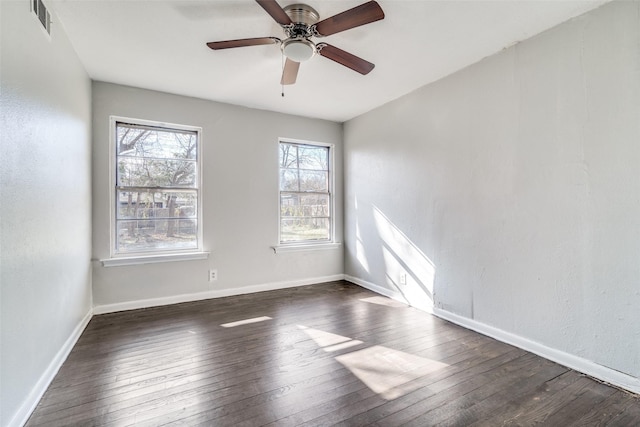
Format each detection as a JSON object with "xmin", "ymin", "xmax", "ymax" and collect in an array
[
  {"xmin": 271, "ymin": 242, "xmax": 341, "ymax": 254},
  {"xmin": 101, "ymin": 251, "xmax": 209, "ymax": 267}
]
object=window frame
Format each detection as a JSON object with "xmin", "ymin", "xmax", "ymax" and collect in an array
[
  {"xmin": 108, "ymin": 116, "xmax": 204, "ymax": 261},
  {"xmin": 277, "ymin": 138, "xmax": 336, "ymax": 248}
]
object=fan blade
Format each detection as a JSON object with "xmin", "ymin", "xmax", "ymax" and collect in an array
[
  {"xmin": 281, "ymin": 58, "xmax": 300, "ymax": 85},
  {"xmin": 314, "ymin": 1, "xmax": 384, "ymax": 37},
  {"xmin": 207, "ymin": 37, "xmax": 280, "ymax": 50},
  {"xmin": 317, "ymin": 43, "xmax": 375, "ymax": 75},
  {"xmin": 255, "ymin": 0, "xmax": 292, "ymax": 26}
]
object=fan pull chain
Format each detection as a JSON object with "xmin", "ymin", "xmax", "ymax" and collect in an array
[{"xmin": 281, "ymin": 51, "xmax": 285, "ymax": 97}]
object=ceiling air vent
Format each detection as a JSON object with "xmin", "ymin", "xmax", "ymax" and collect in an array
[{"xmin": 31, "ymin": 0, "xmax": 51, "ymax": 35}]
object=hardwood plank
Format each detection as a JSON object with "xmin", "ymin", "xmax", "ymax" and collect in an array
[
  {"xmin": 24, "ymin": 281, "xmax": 640, "ymax": 427},
  {"xmin": 86, "ymin": 322, "xmax": 480, "ymax": 426},
  {"xmin": 260, "ymin": 348, "xmax": 529, "ymax": 426},
  {"xmin": 132, "ymin": 333, "xmax": 494, "ymax": 426},
  {"xmin": 362, "ymin": 351, "xmax": 532, "ymax": 426},
  {"xmin": 405, "ymin": 358, "xmax": 568, "ymax": 426},
  {"xmin": 609, "ymin": 401, "xmax": 640, "ymax": 427},
  {"xmin": 541, "ymin": 379, "xmax": 618, "ymax": 425},
  {"xmin": 43, "ymin": 302, "xmax": 462, "ymax": 406},
  {"xmin": 569, "ymin": 391, "xmax": 640, "ymax": 426},
  {"xmin": 327, "ymin": 340, "xmax": 520, "ymax": 427}
]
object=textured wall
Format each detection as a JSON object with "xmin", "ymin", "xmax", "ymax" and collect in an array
[
  {"xmin": 91, "ymin": 82, "xmax": 344, "ymax": 306},
  {"xmin": 344, "ymin": 1, "xmax": 640, "ymax": 379},
  {"xmin": 0, "ymin": 2, "xmax": 93, "ymax": 426}
]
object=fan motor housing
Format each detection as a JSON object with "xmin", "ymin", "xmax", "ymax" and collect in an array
[
  {"xmin": 281, "ymin": 3, "xmax": 319, "ymax": 61},
  {"xmin": 283, "ymin": 4, "xmax": 319, "ymax": 25}
]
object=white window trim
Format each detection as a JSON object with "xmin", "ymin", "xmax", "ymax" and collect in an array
[
  {"xmin": 105, "ymin": 116, "xmax": 205, "ymax": 262},
  {"xmin": 101, "ymin": 251, "xmax": 209, "ymax": 267},
  {"xmin": 276, "ymin": 137, "xmax": 336, "ymax": 250},
  {"xmin": 271, "ymin": 242, "xmax": 341, "ymax": 254}
]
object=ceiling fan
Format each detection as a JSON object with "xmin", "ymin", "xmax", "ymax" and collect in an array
[{"xmin": 206, "ymin": 0, "xmax": 385, "ymax": 85}]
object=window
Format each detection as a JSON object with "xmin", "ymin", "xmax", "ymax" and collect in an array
[
  {"xmin": 279, "ymin": 140, "xmax": 333, "ymax": 244},
  {"xmin": 112, "ymin": 118, "xmax": 202, "ymax": 256}
]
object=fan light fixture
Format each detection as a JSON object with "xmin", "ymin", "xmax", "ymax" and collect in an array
[{"xmin": 282, "ymin": 38, "xmax": 316, "ymax": 62}]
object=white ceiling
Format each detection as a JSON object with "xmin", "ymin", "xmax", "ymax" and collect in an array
[{"xmin": 51, "ymin": 0, "xmax": 610, "ymax": 122}]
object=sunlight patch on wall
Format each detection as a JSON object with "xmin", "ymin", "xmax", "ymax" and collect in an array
[
  {"xmin": 355, "ymin": 197, "xmax": 371, "ymax": 273},
  {"xmin": 381, "ymin": 248, "xmax": 431, "ymax": 312},
  {"xmin": 373, "ymin": 206, "xmax": 436, "ymax": 311},
  {"xmin": 356, "ymin": 239, "xmax": 371, "ymax": 273},
  {"xmin": 220, "ymin": 316, "xmax": 272, "ymax": 328},
  {"xmin": 335, "ymin": 345, "xmax": 448, "ymax": 399}
]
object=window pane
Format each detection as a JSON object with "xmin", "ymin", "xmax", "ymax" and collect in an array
[
  {"xmin": 279, "ymin": 143, "xmax": 298, "ymax": 169},
  {"xmin": 117, "ymin": 191, "xmax": 197, "ymax": 220},
  {"xmin": 117, "ymin": 126, "xmax": 197, "ymax": 160},
  {"xmin": 280, "ymin": 193, "xmax": 330, "ymax": 218},
  {"xmin": 116, "ymin": 219, "xmax": 198, "ymax": 253},
  {"xmin": 298, "ymin": 170, "xmax": 328, "ymax": 192},
  {"xmin": 114, "ymin": 120, "xmax": 200, "ymax": 256},
  {"xmin": 279, "ymin": 169, "xmax": 299, "ymax": 191},
  {"xmin": 297, "ymin": 145, "xmax": 328, "ymax": 170},
  {"xmin": 117, "ymin": 157, "xmax": 196, "ymax": 187},
  {"xmin": 279, "ymin": 141, "xmax": 331, "ymax": 244},
  {"xmin": 281, "ymin": 217, "xmax": 330, "ymax": 242}
]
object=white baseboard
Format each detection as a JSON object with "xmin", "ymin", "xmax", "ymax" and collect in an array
[
  {"xmin": 345, "ymin": 274, "xmax": 405, "ymax": 301},
  {"xmin": 433, "ymin": 308, "xmax": 640, "ymax": 395},
  {"xmin": 14, "ymin": 273, "xmax": 637, "ymax": 427},
  {"xmin": 9, "ymin": 308, "xmax": 93, "ymax": 427},
  {"xmin": 344, "ymin": 273, "xmax": 639, "ymax": 396},
  {"xmin": 93, "ymin": 274, "xmax": 346, "ymax": 314}
]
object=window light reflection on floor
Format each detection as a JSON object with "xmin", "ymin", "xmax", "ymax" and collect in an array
[
  {"xmin": 336, "ymin": 345, "xmax": 449, "ymax": 400},
  {"xmin": 220, "ymin": 316, "xmax": 272, "ymax": 328},
  {"xmin": 298, "ymin": 324, "xmax": 448, "ymax": 400},
  {"xmin": 298, "ymin": 325, "xmax": 363, "ymax": 351},
  {"xmin": 359, "ymin": 296, "xmax": 407, "ymax": 308}
]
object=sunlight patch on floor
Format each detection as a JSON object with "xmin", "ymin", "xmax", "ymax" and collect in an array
[
  {"xmin": 298, "ymin": 325, "xmax": 363, "ymax": 351},
  {"xmin": 322, "ymin": 340, "xmax": 364, "ymax": 352},
  {"xmin": 335, "ymin": 345, "xmax": 448, "ymax": 399},
  {"xmin": 220, "ymin": 316, "xmax": 272, "ymax": 328},
  {"xmin": 359, "ymin": 296, "xmax": 407, "ymax": 308}
]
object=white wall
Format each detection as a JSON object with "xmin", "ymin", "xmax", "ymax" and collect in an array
[
  {"xmin": 91, "ymin": 82, "xmax": 343, "ymax": 308},
  {"xmin": 0, "ymin": 2, "xmax": 93, "ymax": 426},
  {"xmin": 344, "ymin": 0, "xmax": 639, "ymax": 385}
]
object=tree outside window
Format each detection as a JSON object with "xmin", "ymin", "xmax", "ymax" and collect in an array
[
  {"xmin": 114, "ymin": 120, "xmax": 201, "ymax": 255},
  {"xmin": 279, "ymin": 141, "xmax": 332, "ymax": 243}
]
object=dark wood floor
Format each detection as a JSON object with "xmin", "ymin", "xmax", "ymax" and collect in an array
[{"xmin": 26, "ymin": 281, "xmax": 639, "ymax": 426}]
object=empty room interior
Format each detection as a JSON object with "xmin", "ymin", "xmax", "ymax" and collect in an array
[{"xmin": 2, "ymin": 0, "xmax": 640, "ymax": 425}]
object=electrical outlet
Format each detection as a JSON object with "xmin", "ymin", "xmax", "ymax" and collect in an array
[
  {"xmin": 399, "ymin": 273, "xmax": 407, "ymax": 285},
  {"xmin": 209, "ymin": 269, "xmax": 218, "ymax": 282}
]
